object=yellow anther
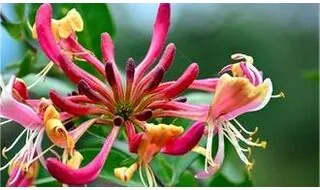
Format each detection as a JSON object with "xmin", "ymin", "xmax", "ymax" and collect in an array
[
  {"xmin": 66, "ymin": 150, "xmax": 83, "ymax": 169},
  {"xmin": 260, "ymin": 141, "xmax": 267, "ymax": 149},
  {"xmin": 2, "ymin": 148, "xmax": 8, "ymax": 159},
  {"xmin": 44, "ymin": 105, "xmax": 75, "ymax": 155},
  {"xmin": 272, "ymin": 91, "xmax": 285, "ymax": 98},
  {"xmin": 114, "ymin": 162, "xmax": 138, "ymax": 182}
]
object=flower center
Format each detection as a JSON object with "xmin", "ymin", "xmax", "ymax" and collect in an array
[{"xmin": 115, "ymin": 103, "xmax": 133, "ymax": 120}]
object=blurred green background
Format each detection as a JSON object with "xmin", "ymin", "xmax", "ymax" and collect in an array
[{"xmin": 0, "ymin": 3, "xmax": 319, "ymax": 187}]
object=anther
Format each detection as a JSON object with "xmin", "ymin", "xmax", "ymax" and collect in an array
[{"xmin": 272, "ymin": 92, "xmax": 285, "ymax": 98}]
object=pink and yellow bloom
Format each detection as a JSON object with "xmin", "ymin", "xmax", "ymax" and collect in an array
[{"xmin": 1, "ymin": 2, "xmax": 283, "ymax": 187}]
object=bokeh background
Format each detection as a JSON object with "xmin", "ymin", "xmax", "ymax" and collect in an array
[{"xmin": 0, "ymin": 3, "xmax": 319, "ymax": 187}]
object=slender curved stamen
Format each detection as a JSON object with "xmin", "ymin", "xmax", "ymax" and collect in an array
[
  {"xmin": 233, "ymin": 119, "xmax": 258, "ymax": 136},
  {"xmin": 0, "ymin": 119, "xmax": 13, "ymax": 125},
  {"xmin": 271, "ymin": 92, "xmax": 285, "ymax": 98},
  {"xmin": 28, "ymin": 62, "xmax": 54, "ymax": 89},
  {"xmin": 2, "ymin": 129, "xmax": 27, "ymax": 159},
  {"xmin": 25, "ymin": 144, "xmax": 55, "ymax": 169},
  {"xmin": 139, "ymin": 163, "xmax": 147, "ymax": 187}
]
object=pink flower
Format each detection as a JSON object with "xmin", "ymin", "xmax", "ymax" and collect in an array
[
  {"xmin": 0, "ymin": 76, "xmax": 95, "ymax": 186},
  {"xmin": 34, "ymin": 3, "xmax": 205, "ymax": 185},
  {"xmin": 196, "ymin": 53, "xmax": 283, "ymax": 179}
]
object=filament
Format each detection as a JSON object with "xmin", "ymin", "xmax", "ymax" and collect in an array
[
  {"xmin": 233, "ymin": 118, "xmax": 258, "ymax": 136},
  {"xmin": 28, "ymin": 61, "xmax": 54, "ymax": 90},
  {"xmin": 25, "ymin": 144, "xmax": 55, "ymax": 169},
  {"xmin": 139, "ymin": 163, "xmax": 147, "ymax": 187},
  {"xmin": 271, "ymin": 92, "xmax": 285, "ymax": 98},
  {"xmin": 0, "ymin": 119, "xmax": 13, "ymax": 126},
  {"xmin": 2, "ymin": 128, "xmax": 27, "ymax": 159}
]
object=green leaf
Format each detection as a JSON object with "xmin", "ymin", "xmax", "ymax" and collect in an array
[
  {"xmin": 16, "ymin": 50, "xmax": 36, "ymax": 77},
  {"xmin": 167, "ymin": 152, "xmax": 200, "ymax": 186},
  {"xmin": 302, "ymin": 70, "xmax": 319, "ymax": 81},
  {"xmin": 14, "ymin": 4, "xmax": 26, "ymax": 20},
  {"xmin": 0, "ymin": 18, "xmax": 24, "ymax": 40},
  {"xmin": 176, "ymin": 170, "xmax": 199, "ymax": 187},
  {"xmin": 209, "ymin": 173, "xmax": 252, "ymax": 187}
]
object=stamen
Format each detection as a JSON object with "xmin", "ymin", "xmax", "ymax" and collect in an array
[
  {"xmin": 139, "ymin": 163, "xmax": 147, "ymax": 187},
  {"xmin": 271, "ymin": 92, "xmax": 285, "ymax": 98},
  {"xmin": 28, "ymin": 62, "xmax": 54, "ymax": 89},
  {"xmin": 205, "ymin": 124, "xmax": 214, "ymax": 172},
  {"xmin": 147, "ymin": 164, "xmax": 157, "ymax": 187},
  {"xmin": 0, "ymin": 119, "xmax": 13, "ymax": 125},
  {"xmin": 49, "ymin": 148, "xmax": 61, "ymax": 161},
  {"xmin": 2, "ymin": 128, "xmax": 27, "ymax": 159},
  {"xmin": 25, "ymin": 144, "xmax": 55, "ymax": 169},
  {"xmin": 233, "ymin": 119, "xmax": 258, "ymax": 136},
  {"xmin": 145, "ymin": 164, "xmax": 154, "ymax": 187}
]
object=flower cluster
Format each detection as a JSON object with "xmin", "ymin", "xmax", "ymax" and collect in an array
[{"xmin": 0, "ymin": 3, "xmax": 283, "ymax": 187}]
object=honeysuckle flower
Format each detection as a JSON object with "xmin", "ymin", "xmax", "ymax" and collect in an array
[
  {"xmin": 33, "ymin": 3, "xmax": 208, "ymax": 186},
  {"xmin": 114, "ymin": 122, "xmax": 205, "ymax": 186},
  {"xmin": 0, "ymin": 75, "xmax": 95, "ymax": 186},
  {"xmin": 193, "ymin": 53, "xmax": 284, "ymax": 179}
]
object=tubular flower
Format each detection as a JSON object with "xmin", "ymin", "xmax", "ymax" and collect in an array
[
  {"xmin": 33, "ymin": 3, "xmax": 207, "ymax": 185},
  {"xmin": 193, "ymin": 53, "xmax": 284, "ymax": 179},
  {"xmin": 0, "ymin": 75, "xmax": 92, "ymax": 186},
  {"xmin": 114, "ymin": 122, "xmax": 205, "ymax": 186},
  {"xmin": 1, "ymin": 2, "xmax": 282, "ymax": 186}
]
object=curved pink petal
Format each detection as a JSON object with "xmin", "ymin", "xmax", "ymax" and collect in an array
[
  {"xmin": 35, "ymin": 3, "xmax": 61, "ymax": 65},
  {"xmin": 161, "ymin": 121, "xmax": 205, "ymax": 155},
  {"xmin": 0, "ymin": 76, "xmax": 42, "ymax": 129},
  {"xmin": 189, "ymin": 78, "xmax": 219, "ymax": 92},
  {"xmin": 101, "ymin": 33, "xmax": 124, "ymax": 99},
  {"xmin": 149, "ymin": 101, "xmax": 208, "ymax": 112},
  {"xmin": 69, "ymin": 118, "xmax": 97, "ymax": 142},
  {"xmin": 135, "ymin": 3, "xmax": 171, "ymax": 80},
  {"xmin": 36, "ymin": 4, "xmax": 114, "ymax": 103},
  {"xmin": 160, "ymin": 63, "xmax": 199, "ymax": 99},
  {"xmin": 61, "ymin": 36, "xmax": 105, "ymax": 76},
  {"xmin": 124, "ymin": 121, "xmax": 143, "ymax": 153},
  {"xmin": 46, "ymin": 126, "xmax": 120, "ymax": 185}
]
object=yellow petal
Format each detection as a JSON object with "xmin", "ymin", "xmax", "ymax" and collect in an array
[
  {"xmin": 114, "ymin": 162, "xmax": 138, "ymax": 182},
  {"xmin": 67, "ymin": 150, "xmax": 83, "ymax": 169}
]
